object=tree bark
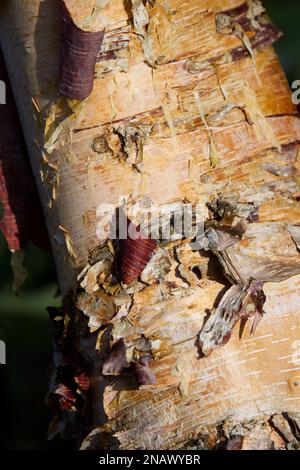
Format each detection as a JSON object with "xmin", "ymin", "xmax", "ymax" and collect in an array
[{"xmin": 1, "ymin": 0, "xmax": 300, "ymax": 450}]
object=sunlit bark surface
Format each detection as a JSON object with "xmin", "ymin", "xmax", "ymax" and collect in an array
[{"xmin": 1, "ymin": 0, "xmax": 300, "ymax": 450}]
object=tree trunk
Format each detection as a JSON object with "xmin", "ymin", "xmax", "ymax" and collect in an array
[{"xmin": 1, "ymin": 0, "xmax": 300, "ymax": 450}]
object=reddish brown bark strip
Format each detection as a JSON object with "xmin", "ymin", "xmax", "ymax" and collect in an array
[
  {"xmin": 120, "ymin": 219, "xmax": 157, "ymax": 285},
  {"xmin": 0, "ymin": 50, "xmax": 49, "ymax": 251},
  {"xmin": 216, "ymin": 2, "xmax": 283, "ymax": 62},
  {"xmin": 59, "ymin": 0, "xmax": 104, "ymax": 100},
  {"xmin": 231, "ymin": 23, "xmax": 283, "ymax": 61}
]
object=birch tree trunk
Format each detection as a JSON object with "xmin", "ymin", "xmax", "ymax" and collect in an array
[{"xmin": 1, "ymin": 0, "xmax": 300, "ymax": 450}]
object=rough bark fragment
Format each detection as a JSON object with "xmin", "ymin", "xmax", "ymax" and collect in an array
[
  {"xmin": 198, "ymin": 280, "xmax": 266, "ymax": 356},
  {"xmin": 197, "ymin": 195, "xmax": 300, "ymax": 355},
  {"xmin": 200, "ymin": 222, "xmax": 300, "ymax": 285}
]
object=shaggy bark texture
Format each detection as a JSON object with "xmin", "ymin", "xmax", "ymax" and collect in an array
[{"xmin": 1, "ymin": 0, "xmax": 300, "ymax": 449}]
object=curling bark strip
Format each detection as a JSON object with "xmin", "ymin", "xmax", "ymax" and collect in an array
[
  {"xmin": 59, "ymin": 0, "xmax": 104, "ymax": 100},
  {"xmin": 120, "ymin": 219, "xmax": 157, "ymax": 285}
]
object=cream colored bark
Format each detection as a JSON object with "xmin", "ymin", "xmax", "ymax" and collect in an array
[{"xmin": 1, "ymin": 0, "xmax": 300, "ymax": 450}]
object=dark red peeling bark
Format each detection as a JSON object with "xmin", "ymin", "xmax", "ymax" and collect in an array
[
  {"xmin": 59, "ymin": 0, "xmax": 104, "ymax": 100},
  {"xmin": 132, "ymin": 353, "xmax": 157, "ymax": 386},
  {"xmin": 120, "ymin": 219, "xmax": 157, "ymax": 285},
  {"xmin": 213, "ymin": 2, "xmax": 283, "ymax": 64},
  {"xmin": 0, "ymin": 50, "xmax": 49, "ymax": 251}
]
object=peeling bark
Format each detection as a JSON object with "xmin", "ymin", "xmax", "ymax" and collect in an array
[
  {"xmin": 1, "ymin": 0, "xmax": 300, "ymax": 450},
  {"xmin": 59, "ymin": 0, "xmax": 104, "ymax": 100},
  {"xmin": 0, "ymin": 51, "xmax": 49, "ymax": 252}
]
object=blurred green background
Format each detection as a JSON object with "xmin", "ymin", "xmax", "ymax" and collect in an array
[{"xmin": 0, "ymin": 0, "xmax": 299, "ymax": 450}]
